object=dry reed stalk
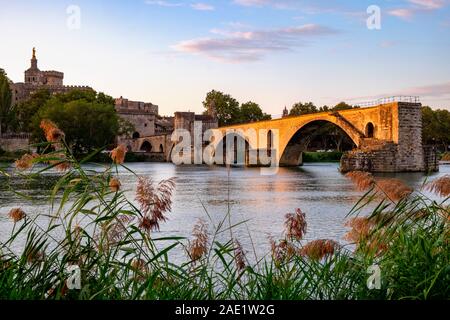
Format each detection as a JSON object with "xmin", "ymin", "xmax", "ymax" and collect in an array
[
  {"xmin": 14, "ymin": 153, "xmax": 38, "ymax": 171},
  {"xmin": 187, "ymin": 219, "xmax": 208, "ymax": 261},
  {"xmin": 425, "ymin": 175, "xmax": 450, "ymax": 198},
  {"xmin": 269, "ymin": 238, "xmax": 296, "ymax": 263},
  {"xmin": 109, "ymin": 177, "xmax": 121, "ymax": 192},
  {"xmin": 110, "ymin": 144, "xmax": 127, "ymax": 164},
  {"xmin": 40, "ymin": 119, "xmax": 64, "ymax": 148},
  {"xmin": 8, "ymin": 208, "xmax": 26, "ymax": 223},
  {"xmin": 233, "ymin": 239, "xmax": 246, "ymax": 271},
  {"xmin": 136, "ymin": 177, "xmax": 175, "ymax": 232},
  {"xmin": 299, "ymin": 239, "xmax": 340, "ymax": 260},
  {"xmin": 375, "ymin": 178, "xmax": 413, "ymax": 201},
  {"xmin": 345, "ymin": 171, "xmax": 375, "ymax": 191},
  {"xmin": 284, "ymin": 208, "xmax": 307, "ymax": 241}
]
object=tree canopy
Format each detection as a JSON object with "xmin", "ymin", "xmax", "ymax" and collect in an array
[
  {"xmin": 289, "ymin": 102, "xmax": 318, "ymax": 116},
  {"xmin": 25, "ymin": 89, "xmax": 124, "ymax": 154},
  {"xmin": 203, "ymin": 90, "xmax": 240, "ymax": 126},
  {"xmin": 0, "ymin": 68, "xmax": 13, "ymax": 135},
  {"xmin": 422, "ymin": 106, "xmax": 450, "ymax": 152},
  {"xmin": 15, "ymin": 89, "xmax": 52, "ymax": 132},
  {"xmin": 203, "ymin": 90, "xmax": 271, "ymax": 126},
  {"xmin": 240, "ymin": 101, "xmax": 271, "ymax": 123},
  {"xmin": 289, "ymin": 101, "xmax": 356, "ymax": 116}
]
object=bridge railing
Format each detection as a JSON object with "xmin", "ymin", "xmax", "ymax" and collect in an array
[{"xmin": 354, "ymin": 96, "xmax": 420, "ymax": 107}]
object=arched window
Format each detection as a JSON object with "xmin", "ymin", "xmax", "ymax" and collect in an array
[
  {"xmin": 159, "ymin": 144, "xmax": 164, "ymax": 153},
  {"xmin": 132, "ymin": 132, "xmax": 140, "ymax": 139},
  {"xmin": 140, "ymin": 141, "xmax": 152, "ymax": 153},
  {"xmin": 365, "ymin": 122, "xmax": 375, "ymax": 138}
]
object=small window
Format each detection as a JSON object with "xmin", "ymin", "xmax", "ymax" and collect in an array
[{"xmin": 365, "ymin": 122, "xmax": 375, "ymax": 138}]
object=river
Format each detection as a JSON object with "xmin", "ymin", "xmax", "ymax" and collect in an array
[{"xmin": 0, "ymin": 162, "xmax": 448, "ymax": 261}]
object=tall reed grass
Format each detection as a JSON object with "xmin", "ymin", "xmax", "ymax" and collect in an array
[{"xmin": 0, "ymin": 121, "xmax": 448, "ymax": 300}]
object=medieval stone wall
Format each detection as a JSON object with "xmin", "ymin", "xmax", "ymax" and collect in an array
[{"xmin": 0, "ymin": 136, "xmax": 32, "ymax": 152}]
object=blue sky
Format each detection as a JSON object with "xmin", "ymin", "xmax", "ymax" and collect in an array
[{"xmin": 0, "ymin": 0, "xmax": 449, "ymax": 116}]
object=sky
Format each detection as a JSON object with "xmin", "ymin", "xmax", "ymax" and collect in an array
[{"xmin": 0, "ymin": 0, "xmax": 449, "ymax": 116}]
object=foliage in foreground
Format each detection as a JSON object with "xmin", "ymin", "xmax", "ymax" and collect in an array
[{"xmin": 0, "ymin": 120, "xmax": 449, "ymax": 300}]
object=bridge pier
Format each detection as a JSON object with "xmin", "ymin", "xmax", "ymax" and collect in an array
[
  {"xmin": 279, "ymin": 144, "xmax": 304, "ymax": 167},
  {"xmin": 340, "ymin": 103, "xmax": 438, "ymax": 173}
]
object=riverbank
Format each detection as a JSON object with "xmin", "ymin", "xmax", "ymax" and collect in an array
[
  {"xmin": 303, "ymin": 151, "xmax": 343, "ymax": 162},
  {"xmin": 0, "ymin": 149, "xmax": 151, "ymax": 163}
]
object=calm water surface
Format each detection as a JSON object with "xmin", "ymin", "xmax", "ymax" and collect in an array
[{"xmin": 1, "ymin": 162, "xmax": 448, "ymax": 260}]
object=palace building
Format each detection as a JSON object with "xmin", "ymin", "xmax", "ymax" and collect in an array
[{"xmin": 10, "ymin": 48, "xmax": 92, "ymax": 105}]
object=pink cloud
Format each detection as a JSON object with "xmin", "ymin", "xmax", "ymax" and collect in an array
[
  {"xmin": 191, "ymin": 3, "xmax": 215, "ymax": 11},
  {"xmin": 388, "ymin": 8, "xmax": 416, "ymax": 20},
  {"xmin": 409, "ymin": 0, "xmax": 446, "ymax": 9},
  {"xmin": 173, "ymin": 24, "xmax": 338, "ymax": 62},
  {"xmin": 389, "ymin": 0, "xmax": 447, "ymax": 20}
]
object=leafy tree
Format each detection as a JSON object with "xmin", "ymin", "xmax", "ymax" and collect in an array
[
  {"xmin": 332, "ymin": 101, "xmax": 354, "ymax": 111},
  {"xmin": 240, "ymin": 101, "xmax": 271, "ymax": 122},
  {"xmin": 30, "ymin": 90, "xmax": 120, "ymax": 154},
  {"xmin": 319, "ymin": 105, "xmax": 330, "ymax": 112},
  {"xmin": 203, "ymin": 90, "xmax": 240, "ymax": 126},
  {"xmin": 55, "ymin": 88, "xmax": 97, "ymax": 103},
  {"xmin": 422, "ymin": 106, "xmax": 450, "ymax": 152},
  {"xmin": 0, "ymin": 68, "xmax": 13, "ymax": 135},
  {"xmin": 15, "ymin": 89, "xmax": 52, "ymax": 132},
  {"xmin": 289, "ymin": 102, "xmax": 318, "ymax": 116}
]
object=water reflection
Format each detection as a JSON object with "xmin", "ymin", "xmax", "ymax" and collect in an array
[{"xmin": 0, "ymin": 162, "xmax": 448, "ymax": 261}]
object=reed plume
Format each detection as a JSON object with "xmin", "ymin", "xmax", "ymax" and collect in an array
[
  {"xmin": 187, "ymin": 219, "xmax": 208, "ymax": 261},
  {"xmin": 26, "ymin": 247, "xmax": 45, "ymax": 264},
  {"xmin": 299, "ymin": 239, "xmax": 340, "ymax": 260},
  {"xmin": 8, "ymin": 208, "xmax": 26, "ymax": 223},
  {"xmin": 131, "ymin": 258, "xmax": 149, "ymax": 280},
  {"xmin": 111, "ymin": 144, "xmax": 127, "ymax": 164},
  {"xmin": 109, "ymin": 177, "xmax": 121, "ymax": 192},
  {"xmin": 233, "ymin": 239, "xmax": 246, "ymax": 272},
  {"xmin": 284, "ymin": 208, "xmax": 307, "ymax": 241},
  {"xmin": 40, "ymin": 119, "xmax": 64, "ymax": 146},
  {"xmin": 345, "ymin": 171, "xmax": 375, "ymax": 191},
  {"xmin": 376, "ymin": 178, "xmax": 413, "ymax": 201},
  {"xmin": 269, "ymin": 238, "xmax": 296, "ymax": 263},
  {"xmin": 14, "ymin": 153, "xmax": 38, "ymax": 171},
  {"xmin": 344, "ymin": 216, "xmax": 389, "ymax": 254},
  {"xmin": 344, "ymin": 217, "xmax": 374, "ymax": 243},
  {"xmin": 98, "ymin": 215, "xmax": 134, "ymax": 251},
  {"xmin": 135, "ymin": 176, "xmax": 175, "ymax": 232},
  {"xmin": 425, "ymin": 175, "xmax": 450, "ymax": 198}
]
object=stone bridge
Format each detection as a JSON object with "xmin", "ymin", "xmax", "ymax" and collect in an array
[
  {"xmin": 127, "ymin": 134, "xmax": 173, "ymax": 162},
  {"xmin": 215, "ymin": 101, "xmax": 437, "ymax": 172}
]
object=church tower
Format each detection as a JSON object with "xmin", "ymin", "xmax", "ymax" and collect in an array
[{"xmin": 25, "ymin": 47, "xmax": 42, "ymax": 85}]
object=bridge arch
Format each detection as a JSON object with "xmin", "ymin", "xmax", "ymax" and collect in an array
[
  {"xmin": 212, "ymin": 131, "xmax": 254, "ymax": 166},
  {"xmin": 279, "ymin": 119, "xmax": 358, "ymax": 167},
  {"xmin": 140, "ymin": 140, "xmax": 152, "ymax": 153}
]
